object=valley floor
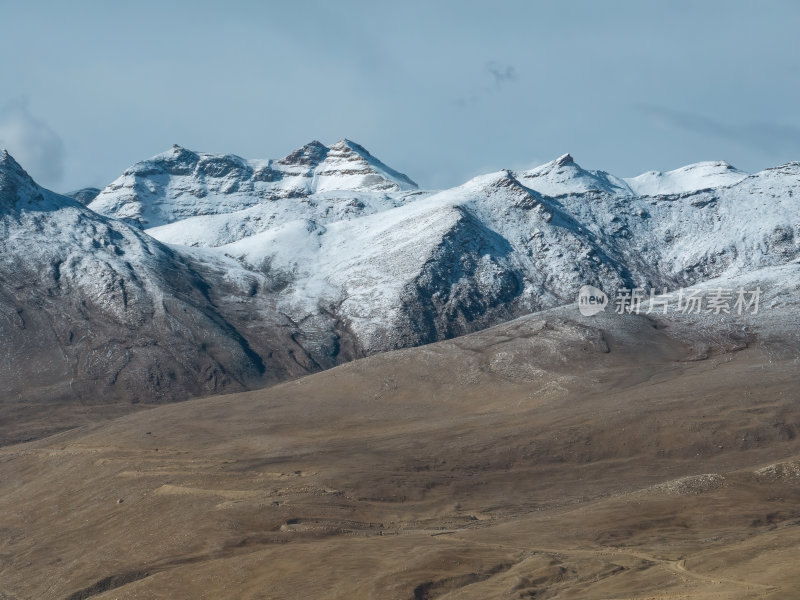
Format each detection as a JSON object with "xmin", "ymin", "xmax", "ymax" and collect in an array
[{"xmin": 1, "ymin": 311, "xmax": 799, "ymax": 599}]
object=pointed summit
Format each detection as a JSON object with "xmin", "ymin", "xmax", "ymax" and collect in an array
[
  {"xmin": 1, "ymin": 148, "xmax": 24, "ymax": 172},
  {"xmin": 0, "ymin": 150, "xmax": 38, "ymax": 194},
  {"xmin": 330, "ymin": 138, "xmax": 370, "ymax": 156},
  {"xmin": 0, "ymin": 150, "xmax": 65, "ymax": 211},
  {"xmin": 555, "ymin": 153, "xmax": 574, "ymax": 167},
  {"xmin": 317, "ymin": 139, "xmax": 417, "ymax": 191},
  {"xmin": 278, "ymin": 140, "xmax": 329, "ymax": 167},
  {"xmin": 163, "ymin": 144, "xmax": 200, "ymax": 163},
  {"xmin": 516, "ymin": 153, "xmax": 632, "ymax": 197}
]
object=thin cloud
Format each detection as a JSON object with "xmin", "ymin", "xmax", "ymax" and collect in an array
[
  {"xmin": 485, "ymin": 61, "xmax": 517, "ymax": 87},
  {"xmin": 638, "ymin": 104, "xmax": 800, "ymax": 156},
  {"xmin": 455, "ymin": 61, "xmax": 519, "ymax": 108},
  {"xmin": 0, "ymin": 99, "xmax": 66, "ymax": 185}
]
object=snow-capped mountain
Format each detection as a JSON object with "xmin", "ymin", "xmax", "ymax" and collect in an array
[
  {"xmin": 516, "ymin": 153, "xmax": 634, "ymax": 196},
  {"xmin": 3, "ymin": 141, "xmax": 799, "ymax": 408},
  {"xmin": 624, "ymin": 160, "xmax": 748, "ymax": 195},
  {"xmin": 88, "ymin": 139, "xmax": 419, "ymax": 230},
  {"xmin": 0, "ymin": 150, "xmax": 359, "ymax": 409},
  {"xmin": 88, "ymin": 142, "xmax": 800, "ymax": 354}
]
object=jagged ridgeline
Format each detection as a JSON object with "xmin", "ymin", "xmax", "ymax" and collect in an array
[{"xmin": 2, "ymin": 142, "xmax": 799, "ymax": 410}]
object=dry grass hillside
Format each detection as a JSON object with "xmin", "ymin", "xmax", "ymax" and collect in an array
[{"xmin": 1, "ymin": 307, "xmax": 798, "ymax": 599}]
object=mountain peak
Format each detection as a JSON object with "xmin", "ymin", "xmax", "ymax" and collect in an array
[
  {"xmin": 1, "ymin": 148, "xmax": 19, "ymax": 169},
  {"xmin": 555, "ymin": 153, "xmax": 574, "ymax": 166},
  {"xmin": 0, "ymin": 151, "xmax": 60, "ymax": 210},
  {"xmin": 123, "ymin": 145, "xmax": 201, "ymax": 178},
  {"xmin": 516, "ymin": 154, "xmax": 632, "ymax": 196},
  {"xmin": 278, "ymin": 140, "xmax": 329, "ymax": 166},
  {"xmin": 165, "ymin": 144, "xmax": 199, "ymax": 160},
  {"xmin": 625, "ymin": 161, "xmax": 748, "ymax": 195},
  {"xmin": 330, "ymin": 138, "xmax": 368, "ymax": 154},
  {"xmin": 316, "ymin": 139, "xmax": 418, "ymax": 191},
  {"xmin": 0, "ymin": 150, "xmax": 36, "ymax": 190},
  {"xmin": 538, "ymin": 153, "xmax": 577, "ymax": 171}
]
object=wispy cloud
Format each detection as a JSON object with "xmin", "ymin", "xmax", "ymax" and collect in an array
[
  {"xmin": 485, "ymin": 61, "xmax": 517, "ymax": 87},
  {"xmin": 455, "ymin": 61, "xmax": 519, "ymax": 108},
  {"xmin": 0, "ymin": 99, "xmax": 65, "ymax": 185},
  {"xmin": 638, "ymin": 104, "xmax": 800, "ymax": 156}
]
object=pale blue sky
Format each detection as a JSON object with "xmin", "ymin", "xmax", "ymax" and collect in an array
[{"xmin": 1, "ymin": 0, "xmax": 799, "ymax": 191}]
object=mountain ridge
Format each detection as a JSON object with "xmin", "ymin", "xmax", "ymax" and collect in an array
[
  {"xmin": 1, "ymin": 142, "xmax": 798, "ymax": 442},
  {"xmin": 87, "ymin": 139, "xmax": 418, "ymax": 229}
]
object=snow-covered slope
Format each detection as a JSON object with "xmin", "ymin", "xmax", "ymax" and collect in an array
[
  {"xmin": 144, "ymin": 187, "xmax": 425, "ymax": 248},
  {"xmin": 625, "ymin": 160, "xmax": 747, "ymax": 196},
  {"xmin": 203, "ymin": 169, "xmax": 639, "ymax": 352}
]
